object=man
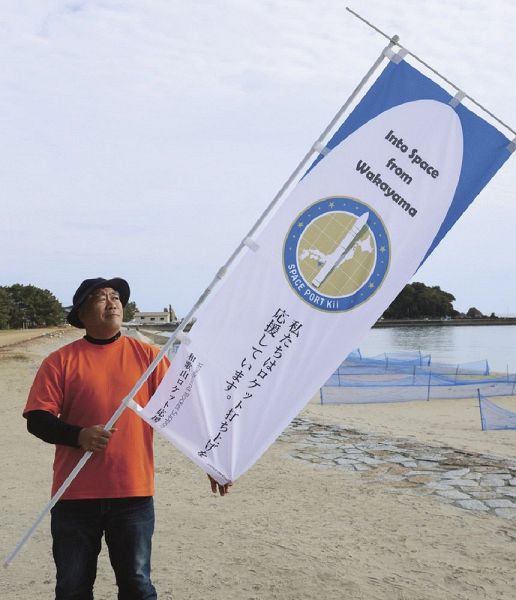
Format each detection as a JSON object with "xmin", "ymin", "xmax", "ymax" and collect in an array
[{"xmin": 24, "ymin": 277, "xmax": 230, "ymax": 600}]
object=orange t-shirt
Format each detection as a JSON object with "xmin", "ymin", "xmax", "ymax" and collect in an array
[{"xmin": 24, "ymin": 335, "xmax": 170, "ymax": 500}]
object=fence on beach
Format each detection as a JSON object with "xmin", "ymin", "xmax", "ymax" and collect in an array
[
  {"xmin": 133, "ymin": 332, "xmax": 516, "ymax": 429},
  {"xmin": 478, "ymin": 393, "xmax": 516, "ymax": 431},
  {"xmin": 321, "ymin": 350, "xmax": 516, "ymax": 405}
]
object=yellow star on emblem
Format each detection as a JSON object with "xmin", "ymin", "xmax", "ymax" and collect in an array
[
  {"xmin": 369, "ymin": 282, "xmax": 375, "ymax": 289},
  {"xmin": 298, "ymin": 222, "xmax": 304, "ymax": 228},
  {"xmin": 329, "ymin": 201, "xmax": 335, "ymax": 208},
  {"xmin": 380, "ymin": 246, "xmax": 386, "ymax": 253}
]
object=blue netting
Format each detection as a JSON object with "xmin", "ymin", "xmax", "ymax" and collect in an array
[
  {"xmin": 479, "ymin": 394, "xmax": 516, "ymax": 431},
  {"xmin": 321, "ymin": 350, "xmax": 515, "ymax": 404},
  {"xmin": 338, "ymin": 349, "xmax": 432, "ymax": 371}
]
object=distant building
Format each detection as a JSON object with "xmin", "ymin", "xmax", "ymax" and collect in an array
[
  {"xmin": 134, "ymin": 311, "xmax": 171, "ymax": 325},
  {"xmin": 63, "ymin": 306, "xmax": 73, "ymax": 322}
]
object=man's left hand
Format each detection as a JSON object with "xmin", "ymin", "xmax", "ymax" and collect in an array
[{"xmin": 208, "ymin": 474, "xmax": 232, "ymax": 496}]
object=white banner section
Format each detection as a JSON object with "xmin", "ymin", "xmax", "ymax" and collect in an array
[{"xmin": 132, "ymin": 100, "xmax": 463, "ymax": 484}]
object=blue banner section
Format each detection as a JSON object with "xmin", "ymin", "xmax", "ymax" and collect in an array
[{"xmin": 311, "ymin": 60, "xmax": 512, "ymax": 261}]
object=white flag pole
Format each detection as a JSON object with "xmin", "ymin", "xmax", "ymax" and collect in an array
[{"xmin": 4, "ymin": 36, "xmax": 399, "ymax": 568}]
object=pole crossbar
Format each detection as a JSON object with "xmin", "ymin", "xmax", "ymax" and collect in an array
[
  {"xmin": 346, "ymin": 7, "xmax": 516, "ymax": 136},
  {"xmin": 3, "ymin": 38, "xmax": 397, "ymax": 568}
]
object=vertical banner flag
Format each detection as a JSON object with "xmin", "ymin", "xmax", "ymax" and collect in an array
[{"xmin": 132, "ymin": 58, "xmax": 512, "ymax": 484}]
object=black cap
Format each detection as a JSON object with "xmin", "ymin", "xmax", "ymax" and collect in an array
[{"xmin": 67, "ymin": 277, "xmax": 130, "ymax": 328}]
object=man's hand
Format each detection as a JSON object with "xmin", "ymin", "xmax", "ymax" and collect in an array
[
  {"xmin": 208, "ymin": 474, "xmax": 232, "ymax": 496},
  {"xmin": 78, "ymin": 425, "xmax": 116, "ymax": 452}
]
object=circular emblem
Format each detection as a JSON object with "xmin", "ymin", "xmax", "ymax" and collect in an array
[{"xmin": 283, "ymin": 197, "xmax": 389, "ymax": 312}]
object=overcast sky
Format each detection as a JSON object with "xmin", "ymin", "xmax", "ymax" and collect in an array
[{"xmin": 1, "ymin": 0, "xmax": 514, "ymax": 316}]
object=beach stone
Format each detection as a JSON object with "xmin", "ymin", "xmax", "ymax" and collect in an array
[
  {"xmin": 360, "ymin": 457, "xmax": 384, "ymax": 465},
  {"xmin": 401, "ymin": 461, "xmax": 418, "ymax": 468},
  {"xmin": 494, "ymin": 508, "xmax": 516, "ymax": 519},
  {"xmin": 437, "ymin": 489, "xmax": 471, "ymax": 500},
  {"xmin": 296, "ymin": 444, "xmax": 317, "ymax": 451},
  {"xmin": 446, "ymin": 479, "xmax": 479, "ymax": 487},
  {"xmin": 485, "ymin": 499, "xmax": 515, "ymax": 508},
  {"xmin": 480, "ymin": 475, "xmax": 510, "ymax": 487},
  {"xmin": 427, "ymin": 482, "xmax": 453, "ymax": 490},
  {"xmin": 456, "ymin": 499, "xmax": 489, "ymax": 511},
  {"xmin": 470, "ymin": 466, "xmax": 496, "ymax": 473},
  {"xmin": 384, "ymin": 454, "xmax": 410, "ymax": 463},
  {"xmin": 359, "ymin": 443, "xmax": 376, "ymax": 448},
  {"xmin": 442, "ymin": 468, "xmax": 470, "ymax": 479},
  {"xmin": 509, "ymin": 478, "xmax": 516, "ymax": 486},
  {"xmin": 413, "ymin": 453, "xmax": 442, "ymax": 462},
  {"xmin": 354, "ymin": 464, "xmax": 371, "ymax": 471},
  {"xmin": 368, "ymin": 444, "xmax": 402, "ymax": 453},
  {"xmin": 496, "ymin": 487, "xmax": 516, "ymax": 497},
  {"xmin": 319, "ymin": 451, "xmax": 345, "ymax": 460},
  {"xmin": 312, "ymin": 441, "xmax": 339, "ymax": 448},
  {"xmin": 469, "ymin": 491, "xmax": 500, "ymax": 500},
  {"xmin": 416, "ymin": 460, "xmax": 442, "ymax": 468}
]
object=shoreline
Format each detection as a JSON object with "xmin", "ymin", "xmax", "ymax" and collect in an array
[
  {"xmin": 373, "ymin": 317, "xmax": 516, "ymax": 328},
  {"xmin": 124, "ymin": 318, "xmax": 516, "ymax": 334}
]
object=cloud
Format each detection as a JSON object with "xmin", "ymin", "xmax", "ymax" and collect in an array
[{"xmin": 0, "ymin": 0, "xmax": 514, "ymax": 314}]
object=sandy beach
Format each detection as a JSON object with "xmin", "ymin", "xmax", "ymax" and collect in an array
[{"xmin": 1, "ymin": 329, "xmax": 515, "ymax": 599}]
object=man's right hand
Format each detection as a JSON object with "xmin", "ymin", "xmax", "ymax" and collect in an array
[{"xmin": 78, "ymin": 425, "xmax": 116, "ymax": 452}]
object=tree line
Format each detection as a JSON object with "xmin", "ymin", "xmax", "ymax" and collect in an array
[
  {"xmin": 382, "ymin": 281, "xmax": 488, "ymax": 320},
  {"xmin": 0, "ymin": 284, "xmax": 64, "ymax": 328},
  {"xmin": 0, "ymin": 284, "xmax": 141, "ymax": 329}
]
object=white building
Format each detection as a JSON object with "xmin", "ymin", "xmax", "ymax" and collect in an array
[{"xmin": 134, "ymin": 311, "xmax": 171, "ymax": 325}]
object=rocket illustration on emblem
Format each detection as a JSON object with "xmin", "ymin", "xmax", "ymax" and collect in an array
[{"xmin": 312, "ymin": 212, "xmax": 370, "ymax": 288}]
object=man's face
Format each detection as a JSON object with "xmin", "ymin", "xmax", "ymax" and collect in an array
[{"xmin": 78, "ymin": 287, "xmax": 123, "ymax": 336}]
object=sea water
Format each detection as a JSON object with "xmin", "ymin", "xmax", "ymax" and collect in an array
[{"xmin": 359, "ymin": 324, "xmax": 516, "ymax": 374}]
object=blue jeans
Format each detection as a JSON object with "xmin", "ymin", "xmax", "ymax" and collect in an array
[{"xmin": 50, "ymin": 497, "xmax": 157, "ymax": 600}]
